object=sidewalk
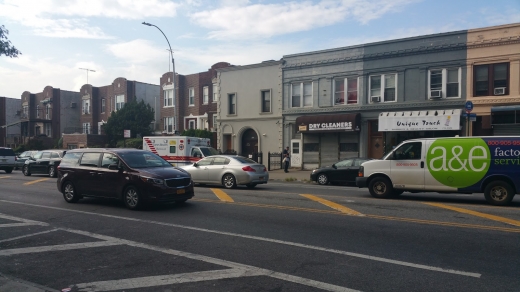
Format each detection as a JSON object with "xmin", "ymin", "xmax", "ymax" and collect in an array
[{"xmin": 268, "ymin": 168, "xmax": 313, "ymax": 183}]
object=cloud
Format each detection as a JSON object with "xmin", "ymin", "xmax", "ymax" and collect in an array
[
  {"xmin": 0, "ymin": 0, "xmax": 180, "ymax": 39},
  {"xmin": 106, "ymin": 39, "xmax": 170, "ymax": 64},
  {"xmin": 481, "ymin": 7, "xmax": 520, "ymax": 25},
  {"xmin": 190, "ymin": 0, "xmax": 418, "ymax": 40}
]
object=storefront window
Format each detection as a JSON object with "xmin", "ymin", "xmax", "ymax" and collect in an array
[{"xmin": 303, "ymin": 143, "xmax": 319, "ymax": 152}]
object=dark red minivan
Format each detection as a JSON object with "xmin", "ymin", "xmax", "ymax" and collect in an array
[{"xmin": 57, "ymin": 148, "xmax": 194, "ymax": 210}]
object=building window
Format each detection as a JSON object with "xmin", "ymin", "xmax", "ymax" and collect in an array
[
  {"xmin": 164, "ymin": 89, "xmax": 174, "ymax": 107},
  {"xmin": 115, "ymin": 94, "xmax": 125, "ymax": 110},
  {"xmin": 212, "ymin": 84, "xmax": 218, "ymax": 102},
  {"xmin": 212, "ymin": 115, "xmax": 217, "ymax": 131},
  {"xmin": 428, "ymin": 68, "xmax": 461, "ymax": 99},
  {"xmin": 82, "ymin": 99, "xmax": 90, "ymax": 114},
  {"xmin": 189, "ymin": 87, "xmax": 195, "ymax": 106},
  {"xmin": 228, "ymin": 93, "xmax": 236, "ymax": 115},
  {"xmin": 45, "ymin": 123, "xmax": 52, "ymax": 137},
  {"xmin": 334, "ymin": 77, "xmax": 358, "ymax": 105},
  {"xmin": 82, "ymin": 123, "xmax": 90, "ymax": 134},
  {"xmin": 163, "ymin": 117, "xmax": 174, "ymax": 134},
  {"xmin": 101, "ymin": 98, "xmax": 106, "ymax": 113},
  {"xmin": 340, "ymin": 143, "xmax": 358, "ymax": 152},
  {"xmin": 261, "ymin": 90, "xmax": 271, "ymax": 113},
  {"xmin": 36, "ymin": 105, "xmax": 40, "ymax": 118},
  {"xmin": 203, "ymin": 86, "xmax": 209, "ymax": 104},
  {"xmin": 45, "ymin": 104, "xmax": 51, "ymax": 119},
  {"xmin": 370, "ymin": 73, "xmax": 397, "ymax": 103},
  {"xmin": 189, "ymin": 120, "xmax": 195, "ymax": 129},
  {"xmin": 474, "ymin": 63, "xmax": 509, "ymax": 96},
  {"xmin": 291, "ymin": 82, "xmax": 312, "ymax": 108}
]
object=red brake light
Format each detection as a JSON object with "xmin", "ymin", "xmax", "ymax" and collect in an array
[{"xmin": 242, "ymin": 166, "xmax": 256, "ymax": 172}]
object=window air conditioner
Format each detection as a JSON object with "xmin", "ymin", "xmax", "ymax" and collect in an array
[
  {"xmin": 494, "ymin": 87, "xmax": 506, "ymax": 95},
  {"xmin": 70, "ymin": 102, "xmax": 77, "ymax": 108},
  {"xmin": 371, "ymin": 96, "xmax": 381, "ymax": 103},
  {"xmin": 430, "ymin": 90, "xmax": 442, "ymax": 99}
]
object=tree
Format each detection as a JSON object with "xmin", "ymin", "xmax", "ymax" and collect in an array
[
  {"xmin": 102, "ymin": 100, "xmax": 154, "ymax": 146},
  {"xmin": 0, "ymin": 25, "xmax": 21, "ymax": 58}
]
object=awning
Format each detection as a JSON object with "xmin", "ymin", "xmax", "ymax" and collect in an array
[
  {"xmin": 295, "ymin": 113, "xmax": 360, "ymax": 133},
  {"xmin": 491, "ymin": 105, "xmax": 520, "ymax": 112},
  {"xmin": 378, "ymin": 109, "xmax": 461, "ymax": 131}
]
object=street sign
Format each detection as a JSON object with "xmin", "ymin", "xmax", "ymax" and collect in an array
[
  {"xmin": 465, "ymin": 101, "xmax": 474, "ymax": 113},
  {"xmin": 124, "ymin": 130, "xmax": 131, "ymax": 138}
]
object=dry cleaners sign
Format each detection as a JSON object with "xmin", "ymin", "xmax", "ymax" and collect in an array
[{"xmin": 378, "ymin": 109, "xmax": 461, "ymax": 131}]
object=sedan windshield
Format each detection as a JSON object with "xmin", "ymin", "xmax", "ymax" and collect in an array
[{"xmin": 120, "ymin": 152, "xmax": 171, "ymax": 168}]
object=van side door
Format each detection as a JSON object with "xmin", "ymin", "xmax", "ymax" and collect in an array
[{"xmin": 389, "ymin": 141, "xmax": 425, "ymax": 190}]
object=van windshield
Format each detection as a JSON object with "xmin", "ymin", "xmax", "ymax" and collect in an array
[
  {"xmin": 120, "ymin": 152, "xmax": 171, "ymax": 168},
  {"xmin": 200, "ymin": 147, "xmax": 219, "ymax": 156}
]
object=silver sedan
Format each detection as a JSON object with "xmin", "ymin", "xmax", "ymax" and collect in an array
[{"xmin": 181, "ymin": 155, "xmax": 269, "ymax": 189}]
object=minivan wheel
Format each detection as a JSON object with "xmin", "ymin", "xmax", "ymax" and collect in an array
[
  {"xmin": 63, "ymin": 181, "xmax": 80, "ymax": 203},
  {"xmin": 22, "ymin": 165, "xmax": 31, "ymax": 176},
  {"xmin": 484, "ymin": 181, "xmax": 515, "ymax": 206},
  {"xmin": 123, "ymin": 186, "xmax": 142, "ymax": 210},
  {"xmin": 317, "ymin": 174, "xmax": 329, "ymax": 185},
  {"xmin": 222, "ymin": 174, "xmax": 237, "ymax": 189},
  {"xmin": 48, "ymin": 165, "xmax": 56, "ymax": 177},
  {"xmin": 368, "ymin": 177, "xmax": 394, "ymax": 199}
]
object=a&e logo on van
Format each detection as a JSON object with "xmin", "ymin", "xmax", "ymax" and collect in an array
[{"xmin": 426, "ymin": 138, "xmax": 490, "ymax": 188}]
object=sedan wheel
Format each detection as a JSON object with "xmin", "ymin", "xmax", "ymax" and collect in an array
[
  {"xmin": 22, "ymin": 165, "xmax": 31, "ymax": 176},
  {"xmin": 124, "ymin": 186, "xmax": 142, "ymax": 210},
  {"xmin": 62, "ymin": 181, "xmax": 80, "ymax": 203},
  {"xmin": 317, "ymin": 174, "xmax": 329, "ymax": 185},
  {"xmin": 222, "ymin": 174, "xmax": 237, "ymax": 189},
  {"xmin": 48, "ymin": 165, "xmax": 56, "ymax": 177}
]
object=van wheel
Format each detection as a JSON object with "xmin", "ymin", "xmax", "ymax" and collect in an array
[
  {"xmin": 22, "ymin": 165, "xmax": 31, "ymax": 176},
  {"xmin": 48, "ymin": 166, "xmax": 56, "ymax": 177},
  {"xmin": 368, "ymin": 177, "xmax": 393, "ymax": 198},
  {"xmin": 222, "ymin": 174, "xmax": 237, "ymax": 189},
  {"xmin": 63, "ymin": 181, "xmax": 80, "ymax": 203},
  {"xmin": 484, "ymin": 181, "xmax": 515, "ymax": 206},
  {"xmin": 124, "ymin": 186, "xmax": 142, "ymax": 210}
]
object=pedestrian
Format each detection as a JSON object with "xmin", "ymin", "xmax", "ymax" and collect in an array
[{"xmin": 282, "ymin": 146, "xmax": 290, "ymax": 173}]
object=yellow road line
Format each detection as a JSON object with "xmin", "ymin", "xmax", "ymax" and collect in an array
[
  {"xmin": 210, "ymin": 188, "xmax": 234, "ymax": 202},
  {"xmin": 425, "ymin": 203, "xmax": 520, "ymax": 227},
  {"xmin": 0, "ymin": 176, "xmax": 10, "ymax": 179},
  {"xmin": 192, "ymin": 198, "xmax": 520, "ymax": 233},
  {"xmin": 24, "ymin": 178, "xmax": 50, "ymax": 185},
  {"xmin": 300, "ymin": 194, "xmax": 363, "ymax": 216}
]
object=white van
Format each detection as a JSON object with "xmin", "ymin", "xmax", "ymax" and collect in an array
[{"xmin": 356, "ymin": 136, "xmax": 520, "ymax": 206}]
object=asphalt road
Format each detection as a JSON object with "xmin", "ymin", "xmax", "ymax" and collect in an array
[{"xmin": 0, "ymin": 171, "xmax": 519, "ymax": 292}]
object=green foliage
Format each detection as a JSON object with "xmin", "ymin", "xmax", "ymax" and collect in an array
[
  {"xmin": 181, "ymin": 129, "xmax": 214, "ymax": 145},
  {"xmin": 102, "ymin": 99, "xmax": 154, "ymax": 146},
  {"xmin": 16, "ymin": 139, "xmax": 46, "ymax": 152},
  {"xmin": 116, "ymin": 138, "xmax": 143, "ymax": 149},
  {"xmin": 14, "ymin": 144, "xmax": 26, "ymax": 153},
  {"xmin": 0, "ymin": 25, "xmax": 21, "ymax": 58},
  {"xmin": 54, "ymin": 137, "xmax": 63, "ymax": 149}
]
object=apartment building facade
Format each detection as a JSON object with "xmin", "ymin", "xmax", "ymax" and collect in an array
[
  {"xmin": 215, "ymin": 60, "xmax": 283, "ymax": 156},
  {"xmin": 0, "ymin": 97, "xmax": 21, "ymax": 147}
]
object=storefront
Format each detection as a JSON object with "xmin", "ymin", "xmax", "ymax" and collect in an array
[
  {"xmin": 376, "ymin": 109, "xmax": 462, "ymax": 155},
  {"xmin": 490, "ymin": 105, "xmax": 520, "ymax": 136},
  {"xmin": 295, "ymin": 113, "xmax": 361, "ymax": 169}
]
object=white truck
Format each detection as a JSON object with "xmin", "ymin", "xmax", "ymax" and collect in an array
[{"xmin": 143, "ymin": 136, "xmax": 219, "ymax": 166}]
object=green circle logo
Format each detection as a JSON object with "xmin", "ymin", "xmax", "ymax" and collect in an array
[{"xmin": 426, "ymin": 138, "xmax": 490, "ymax": 188}]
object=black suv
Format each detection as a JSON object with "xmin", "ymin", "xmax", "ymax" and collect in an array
[
  {"xmin": 0, "ymin": 147, "xmax": 16, "ymax": 173},
  {"xmin": 22, "ymin": 150, "xmax": 67, "ymax": 177},
  {"xmin": 56, "ymin": 148, "xmax": 194, "ymax": 210}
]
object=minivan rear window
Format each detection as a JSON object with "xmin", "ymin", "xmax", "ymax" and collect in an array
[{"xmin": 0, "ymin": 148, "xmax": 15, "ymax": 156}]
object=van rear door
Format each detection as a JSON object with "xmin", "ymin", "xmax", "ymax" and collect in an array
[{"xmin": 389, "ymin": 141, "xmax": 425, "ymax": 190}]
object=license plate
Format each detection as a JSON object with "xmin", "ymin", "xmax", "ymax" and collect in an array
[
  {"xmin": 259, "ymin": 177, "xmax": 264, "ymax": 180},
  {"xmin": 177, "ymin": 189, "xmax": 185, "ymax": 194}
]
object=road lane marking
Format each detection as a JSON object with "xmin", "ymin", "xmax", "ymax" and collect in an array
[
  {"xmin": 0, "ymin": 229, "xmax": 58, "ymax": 243},
  {"xmin": 0, "ymin": 241, "xmax": 122, "ymax": 256},
  {"xmin": 425, "ymin": 203, "xmax": 520, "ymax": 227},
  {"xmin": 211, "ymin": 188, "xmax": 234, "ymax": 202},
  {"xmin": 300, "ymin": 194, "xmax": 363, "ymax": 216},
  {"xmin": 0, "ymin": 206, "xmax": 483, "ymax": 278},
  {"xmin": 0, "ymin": 176, "xmax": 9, "ymax": 179},
  {"xmin": 24, "ymin": 178, "xmax": 49, "ymax": 185},
  {"xmin": 0, "ymin": 213, "xmax": 49, "ymax": 227}
]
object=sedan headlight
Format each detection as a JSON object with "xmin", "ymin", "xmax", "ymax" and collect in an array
[{"xmin": 140, "ymin": 176, "xmax": 164, "ymax": 185}]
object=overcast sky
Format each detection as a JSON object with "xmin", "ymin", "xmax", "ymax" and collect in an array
[{"xmin": 1, "ymin": 0, "xmax": 519, "ymax": 99}]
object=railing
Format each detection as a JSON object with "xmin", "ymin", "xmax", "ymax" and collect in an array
[{"xmin": 267, "ymin": 152, "xmax": 283, "ymax": 171}]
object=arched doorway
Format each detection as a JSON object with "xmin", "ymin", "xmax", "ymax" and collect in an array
[{"xmin": 241, "ymin": 128, "xmax": 258, "ymax": 158}]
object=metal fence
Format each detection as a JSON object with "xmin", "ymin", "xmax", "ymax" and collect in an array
[{"xmin": 267, "ymin": 152, "xmax": 283, "ymax": 171}]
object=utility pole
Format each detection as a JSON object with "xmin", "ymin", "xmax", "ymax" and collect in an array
[{"xmin": 79, "ymin": 68, "xmax": 96, "ymax": 84}]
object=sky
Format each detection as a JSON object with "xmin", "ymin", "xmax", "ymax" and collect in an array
[{"xmin": 1, "ymin": 0, "xmax": 519, "ymax": 99}]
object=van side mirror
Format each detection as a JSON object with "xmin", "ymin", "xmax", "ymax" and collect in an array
[{"xmin": 193, "ymin": 162, "xmax": 198, "ymax": 167}]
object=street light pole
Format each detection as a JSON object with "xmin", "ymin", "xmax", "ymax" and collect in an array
[
  {"xmin": 142, "ymin": 22, "xmax": 177, "ymax": 134},
  {"xmin": 79, "ymin": 68, "xmax": 96, "ymax": 85}
]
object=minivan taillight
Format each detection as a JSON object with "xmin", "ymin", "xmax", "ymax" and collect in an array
[{"xmin": 242, "ymin": 166, "xmax": 256, "ymax": 172}]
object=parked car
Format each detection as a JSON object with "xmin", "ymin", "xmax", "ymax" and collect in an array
[
  {"xmin": 57, "ymin": 148, "xmax": 194, "ymax": 210},
  {"xmin": 14, "ymin": 150, "xmax": 38, "ymax": 170},
  {"xmin": 0, "ymin": 147, "xmax": 16, "ymax": 173},
  {"xmin": 310, "ymin": 157, "xmax": 372, "ymax": 185},
  {"xmin": 22, "ymin": 150, "xmax": 67, "ymax": 177},
  {"xmin": 181, "ymin": 155, "xmax": 269, "ymax": 189}
]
